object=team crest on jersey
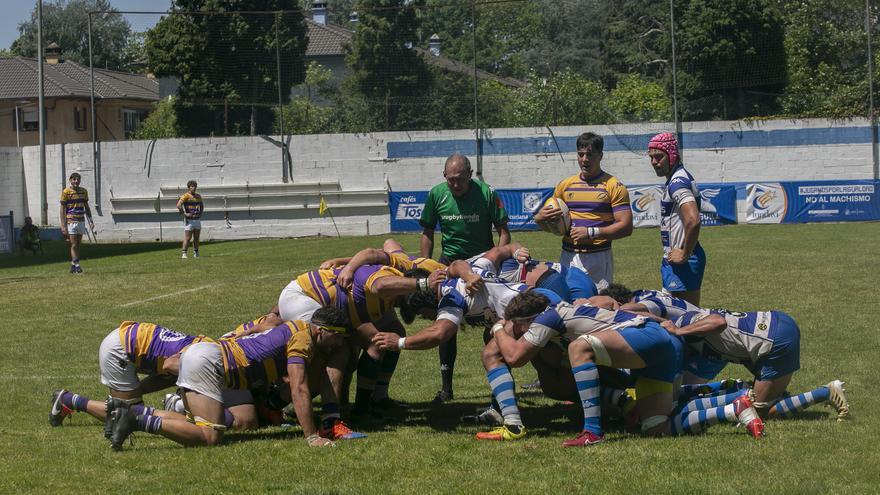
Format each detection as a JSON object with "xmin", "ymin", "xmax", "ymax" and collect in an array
[
  {"xmin": 596, "ymin": 192, "xmax": 609, "ymax": 201},
  {"xmin": 757, "ymin": 323, "xmax": 768, "ymax": 331},
  {"xmin": 158, "ymin": 329, "xmax": 187, "ymax": 342}
]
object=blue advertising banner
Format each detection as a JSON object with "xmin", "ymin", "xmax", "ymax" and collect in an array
[
  {"xmin": 496, "ymin": 188, "xmax": 554, "ymax": 230},
  {"xmin": 697, "ymin": 183, "xmax": 737, "ymax": 226},
  {"xmin": 389, "ymin": 191, "xmax": 428, "ymax": 232},
  {"xmin": 781, "ymin": 180, "xmax": 879, "ymax": 223}
]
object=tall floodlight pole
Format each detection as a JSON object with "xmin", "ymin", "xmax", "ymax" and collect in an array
[
  {"xmin": 669, "ymin": 0, "xmax": 681, "ymax": 141},
  {"xmin": 88, "ymin": 13, "xmax": 100, "ymax": 207},
  {"xmin": 867, "ymin": 0, "xmax": 879, "ymax": 180},
  {"xmin": 276, "ymin": 13, "xmax": 288, "ymax": 183},
  {"xmin": 37, "ymin": 0, "xmax": 48, "ymax": 225}
]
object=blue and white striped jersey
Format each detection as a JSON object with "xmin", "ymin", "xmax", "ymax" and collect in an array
[
  {"xmin": 661, "ymin": 164, "xmax": 700, "ymax": 252},
  {"xmin": 675, "ymin": 310, "xmax": 786, "ymax": 365},
  {"xmin": 436, "ymin": 269, "xmax": 528, "ymax": 328},
  {"xmin": 632, "ymin": 289, "xmax": 701, "ymax": 320},
  {"xmin": 523, "ymin": 302, "xmax": 648, "ymax": 348}
]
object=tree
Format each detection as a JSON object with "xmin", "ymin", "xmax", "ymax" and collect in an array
[
  {"xmin": 608, "ymin": 74, "xmax": 672, "ymax": 123},
  {"xmin": 600, "ymin": 0, "xmax": 670, "ymax": 88},
  {"xmin": 508, "ymin": 69, "xmax": 611, "ymax": 127},
  {"xmin": 523, "ymin": 0, "xmax": 608, "ymax": 80},
  {"xmin": 145, "ymin": 1, "xmax": 308, "ymax": 136},
  {"xmin": 345, "ymin": 0, "xmax": 432, "ymax": 130},
  {"xmin": 134, "ymin": 97, "xmax": 182, "ymax": 139},
  {"xmin": 274, "ymin": 62, "xmax": 336, "ymax": 134},
  {"xmin": 780, "ymin": 0, "xmax": 873, "ymax": 118},
  {"xmin": 11, "ymin": 0, "xmax": 135, "ymax": 71}
]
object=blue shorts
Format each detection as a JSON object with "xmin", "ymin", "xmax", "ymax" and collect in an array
[
  {"xmin": 749, "ymin": 312, "xmax": 801, "ymax": 380},
  {"xmin": 661, "ymin": 243, "xmax": 706, "ymax": 292},
  {"xmin": 684, "ymin": 354, "xmax": 727, "ymax": 380},
  {"xmin": 535, "ymin": 270, "xmax": 571, "ymax": 303},
  {"xmin": 563, "ymin": 266, "xmax": 598, "ymax": 300},
  {"xmin": 618, "ymin": 321, "xmax": 683, "ymax": 383}
]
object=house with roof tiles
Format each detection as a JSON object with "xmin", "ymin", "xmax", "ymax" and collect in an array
[{"xmin": 0, "ymin": 43, "xmax": 159, "ymax": 147}]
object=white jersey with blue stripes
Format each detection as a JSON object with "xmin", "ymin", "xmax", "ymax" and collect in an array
[
  {"xmin": 676, "ymin": 310, "xmax": 779, "ymax": 365},
  {"xmin": 661, "ymin": 164, "xmax": 700, "ymax": 253},
  {"xmin": 467, "ymin": 254, "xmax": 563, "ymax": 285},
  {"xmin": 632, "ymin": 289, "xmax": 701, "ymax": 320},
  {"xmin": 436, "ymin": 270, "xmax": 528, "ymax": 328},
  {"xmin": 524, "ymin": 302, "xmax": 648, "ymax": 348}
]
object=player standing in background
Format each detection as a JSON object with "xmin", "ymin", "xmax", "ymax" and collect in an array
[
  {"xmin": 59, "ymin": 172, "xmax": 94, "ymax": 273},
  {"xmin": 177, "ymin": 180, "xmax": 204, "ymax": 259},
  {"xmin": 420, "ymin": 153, "xmax": 510, "ymax": 405},
  {"xmin": 533, "ymin": 132, "xmax": 632, "ymax": 291},
  {"xmin": 648, "ymin": 133, "xmax": 705, "ymax": 305}
]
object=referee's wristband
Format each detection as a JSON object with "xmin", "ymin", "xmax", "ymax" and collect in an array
[{"xmin": 397, "ymin": 337, "xmax": 407, "ymax": 350}]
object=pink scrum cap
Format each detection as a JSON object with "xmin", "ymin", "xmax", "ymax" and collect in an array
[{"xmin": 648, "ymin": 132, "xmax": 680, "ymax": 165}]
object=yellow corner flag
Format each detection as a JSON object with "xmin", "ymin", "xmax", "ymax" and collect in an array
[{"xmin": 318, "ymin": 196, "xmax": 328, "ymax": 216}]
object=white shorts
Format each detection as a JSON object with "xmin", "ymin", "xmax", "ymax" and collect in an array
[
  {"xmin": 67, "ymin": 221, "xmax": 86, "ymax": 236},
  {"xmin": 184, "ymin": 219, "xmax": 202, "ymax": 231},
  {"xmin": 99, "ymin": 329, "xmax": 140, "ymax": 392},
  {"xmin": 278, "ymin": 280, "xmax": 322, "ymax": 322},
  {"xmin": 176, "ymin": 342, "xmax": 225, "ymax": 403},
  {"xmin": 560, "ymin": 249, "xmax": 614, "ymax": 291}
]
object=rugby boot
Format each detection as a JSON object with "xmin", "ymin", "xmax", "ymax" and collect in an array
[
  {"xmin": 475, "ymin": 424, "xmax": 526, "ymax": 441},
  {"xmin": 732, "ymin": 395, "xmax": 765, "ymax": 439},
  {"xmin": 110, "ymin": 405, "xmax": 138, "ymax": 451},
  {"xmin": 826, "ymin": 380, "xmax": 850, "ymax": 421},
  {"xmin": 460, "ymin": 406, "xmax": 503, "ymax": 426},
  {"xmin": 104, "ymin": 396, "xmax": 129, "ymax": 439},
  {"xmin": 318, "ymin": 418, "xmax": 367, "ymax": 440},
  {"xmin": 430, "ymin": 389, "xmax": 453, "ymax": 406},
  {"xmin": 562, "ymin": 429, "xmax": 604, "ymax": 447},
  {"xmin": 49, "ymin": 389, "xmax": 73, "ymax": 427}
]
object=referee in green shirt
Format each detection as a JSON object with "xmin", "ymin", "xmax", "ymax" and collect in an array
[{"xmin": 419, "ymin": 153, "xmax": 511, "ymax": 404}]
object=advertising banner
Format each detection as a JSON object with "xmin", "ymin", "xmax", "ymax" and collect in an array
[
  {"xmin": 782, "ymin": 181, "xmax": 879, "ymax": 223},
  {"xmin": 745, "ymin": 183, "xmax": 787, "ymax": 224},
  {"xmin": 698, "ymin": 184, "xmax": 737, "ymax": 226},
  {"xmin": 496, "ymin": 188, "xmax": 554, "ymax": 231},
  {"xmin": 389, "ymin": 191, "xmax": 428, "ymax": 232},
  {"xmin": 630, "ymin": 186, "xmax": 663, "ymax": 228}
]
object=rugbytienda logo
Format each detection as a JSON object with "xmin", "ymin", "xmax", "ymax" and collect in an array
[
  {"xmin": 752, "ymin": 187, "xmax": 777, "ymax": 210},
  {"xmin": 631, "ymin": 191, "xmax": 655, "ymax": 213}
]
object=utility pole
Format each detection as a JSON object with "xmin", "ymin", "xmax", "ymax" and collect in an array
[{"xmin": 37, "ymin": 0, "xmax": 48, "ymax": 225}]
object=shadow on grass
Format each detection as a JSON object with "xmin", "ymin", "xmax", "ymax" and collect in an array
[{"xmin": 0, "ymin": 240, "xmax": 241, "ymax": 269}]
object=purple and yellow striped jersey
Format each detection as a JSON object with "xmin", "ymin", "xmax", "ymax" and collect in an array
[
  {"xmin": 228, "ymin": 315, "xmax": 270, "ymax": 338},
  {"xmin": 295, "ymin": 264, "xmax": 403, "ymax": 327},
  {"xmin": 178, "ymin": 192, "xmax": 203, "ymax": 218},
  {"xmin": 218, "ymin": 320, "xmax": 312, "ymax": 389},
  {"xmin": 553, "ymin": 173, "xmax": 631, "ymax": 253},
  {"xmin": 60, "ymin": 186, "xmax": 89, "ymax": 222},
  {"xmin": 387, "ymin": 250, "xmax": 447, "ymax": 273},
  {"xmin": 117, "ymin": 321, "xmax": 210, "ymax": 375}
]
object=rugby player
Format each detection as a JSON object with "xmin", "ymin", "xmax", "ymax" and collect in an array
[{"xmin": 108, "ymin": 307, "xmax": 351, "ymax": 450}]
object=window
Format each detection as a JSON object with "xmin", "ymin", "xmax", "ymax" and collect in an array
[
  {"xmin": 14, "ymin": 107, "xmax": 40, "ymax": 132},
  {"xmin": 123, "ymin": 108, "xmax": 147, "ymax": 138},
  {"xmin": 74, "ymin": 106, "xmax": 87, "ymax": 131}
]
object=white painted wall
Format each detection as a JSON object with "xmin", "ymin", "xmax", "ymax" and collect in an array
[{"xmin": 2, "ymin": 117, "xmax": 875, "ymax": 241}]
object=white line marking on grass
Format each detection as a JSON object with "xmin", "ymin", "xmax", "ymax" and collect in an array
[
  {"xmin": 8, "ymin": 375, "xmax": 94, "ymax": 381},
  {"xmin": 121, "ymin": 284, "xmax": 216, "ymax": 307}
]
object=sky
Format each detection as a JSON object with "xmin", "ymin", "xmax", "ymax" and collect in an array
[{"xmin": 1, "ymin": 0, "xmax": 173, "ymax": 51}]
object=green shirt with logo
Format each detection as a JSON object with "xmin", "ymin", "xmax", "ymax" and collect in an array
[{"xmin": 419, "ymin": 179, "xmax": 508, "ymax": 260}]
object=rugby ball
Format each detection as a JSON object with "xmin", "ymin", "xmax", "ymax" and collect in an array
[{"xmin": 539, "ymin": 197, "xmax": 571, "ymax": 236}]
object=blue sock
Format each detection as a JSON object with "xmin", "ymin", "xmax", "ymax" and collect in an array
[
  {"xmin": 678, "ymin": 390, "xmax": 747, "ymax": 415},
  {"xmin": 770, "ymin": 386, "xmax": 830, "ymax": 418},
  {"xmin": 486, "ymin": 366, "xmax": 522, "ymax": 426},
  {"xmin": 130, "ymin": 404, "xmax": 154, "ymax": 416},
  {"xmin": 673, "ymin": 404, "xmax": 736, "ymax": 436},
  {"xmin": 223, "ymin": 409, "xmax": 235, "ymax": 428},
  {"xmin": 571, "ymin": 362, "xmax": 601, "ymax": 435},
  {"xmin": 137, "ymin": 414, "xmax": 163, "ymax": 434}
]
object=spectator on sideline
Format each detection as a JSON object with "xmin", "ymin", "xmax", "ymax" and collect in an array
[
  {"xmin": 177, "ymin": 180, "xmax": 204, "ymax": 259},
  {"xmin": 59, "ymin": 172, "xmax": 94, "ymax": 274},
  {"xmin": 534, "ymin": 132, "xmax": 632, "ymax": 290},
  {"xmin": 648, "ymin": 132, "xmax": 704, "ymax": 305},
  {"xmin": 18, "ymin": 216, "xmax": 41, "ymax": 255},
  {"xmin": 419, "ymin": 153, "xmax": 510, "ymax": 404}
]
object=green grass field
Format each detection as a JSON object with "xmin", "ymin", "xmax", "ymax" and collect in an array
[{"xmin": 1, "ymin": 224, "xmax": 878, "ymax": 494}]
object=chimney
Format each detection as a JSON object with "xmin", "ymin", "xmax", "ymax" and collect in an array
[
  {"xmin": 349, "ymin": 11, "xmax": 358, "ymax": 26},
  {"xmin": 45, "ymin": 42, "xmax": 63, "ymax": 64},
  {"xmin": 429, "ymin": 34, "xmax": 441, "ymax": 57},
  {"xmin": 312, "ymin": 1, "xmax": 327, "ymax": 25}
]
